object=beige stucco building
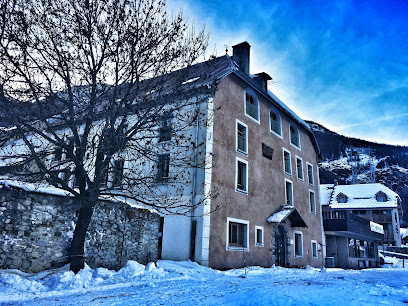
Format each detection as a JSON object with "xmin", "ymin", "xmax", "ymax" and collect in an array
[{"xmin": 161, "ymin": 42, "xmax": 325, "ymax": 268}]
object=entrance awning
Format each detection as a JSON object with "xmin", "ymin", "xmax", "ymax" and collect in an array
[{"xmin": 267, "ymin": 206, "xmax": 308, "ymax": 228}]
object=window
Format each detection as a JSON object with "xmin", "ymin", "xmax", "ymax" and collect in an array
[
  {"xmin": 294, "ymin": 231, "xmax": 303, "ymax": 257},
  {"xmin": 112, "ymin": 159, "xmax": 124, "ymax": 187},
  {"xmin": 285, "ymin": 179, "xmax": 293, "ymax": 206},
  {"xmin": 157, "ymin": 154, "xmax": 170, "ymax": 183},
  {"xmin": 245, "ymin": 90, "xmax": 259, "ymax": 121},
  {"xmin": 227, "ymin": 217, "xmax": 249, "ymax": 250},
  {"xmin": 296, "ymin": 157, "xmax": 303, "ymax": 180},
  {"xmin": 311, "ymin": 240, "xmax": 318, "ymax": 258},
  {"xmin": 59, "ymin": 170, "xmax": 70, "ymax": 185},
  {"xmin": 269, "ymin": 110, "xmax": 281, "ymax": 136},
  {"xmin": 236, "ymin": 120, "xmax": 247, "ymax": 154},
  {"xmin": 54, "ymin": 147, "xmax": 63, "ymax": 162},
  {"xmin": 289, "ymin": 124, "xmax": 300, "ymax": 148},
  {"xmin": 309, "ymin": 190, "xmax": 316, "ymax": 214},
  {"xmin": 255, "ymin": 226, "xmax": 264, "ymax": 247},
  {"xmin": 236, "ymin": 158, "xmax": 248, "ymax": 193},
  {"xmin": 158, "ymin": 115, "xmax": 172, "ymax": 142},
  {"xmin": 337, "ymin": 193, "xmax": 347, "ymax": 203},
  {"xmin": 283, "ymin": 149, "xmax": 291, "ymax": 175},
  {"xmin": 376, "ymin": 192, "xmax": 387, "ymax": 202},
  {"xmin": 307, "ymin": 163, "xmax": 314, "ymax": 186}
]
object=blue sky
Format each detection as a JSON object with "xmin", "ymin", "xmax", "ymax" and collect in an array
[{"xmin": 169, "ymin": 0, "xmax": 408, "ymax": 146}]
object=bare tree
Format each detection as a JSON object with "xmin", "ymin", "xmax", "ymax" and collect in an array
[{"xmin": 0, "ymin": 0, "xmax": 213, "ymax": 273}]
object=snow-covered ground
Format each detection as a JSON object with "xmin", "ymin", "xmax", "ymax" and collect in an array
[{"xmin": 1, "ymin": 259, "xmax": 408, "ymax": 305}]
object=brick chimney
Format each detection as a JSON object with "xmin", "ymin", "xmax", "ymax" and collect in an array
[{"xmin": 232, "ymin": 42, "xmax": 251, "ymax": 75}]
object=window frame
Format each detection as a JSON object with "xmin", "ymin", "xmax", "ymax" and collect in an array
[
  {"xmin": 158, "ymin": 114, "xmax": 173, "ymax": 143},
  {"xmin": 289, "ymin": 123, "xmax": 301, "ymax": 150},
  {"xmin": 376, "ymin": 192, "xmax": 387, "ymax": 202},
  {"xmin": 294, "ymin": 231, "xmax": 303, "ymax": 257},
  {"xmin": 156, "ymin": 153, "xmax": 170, "ymax": 183},
  {"xmin": 283, "ymin": 148, "xmax": 292, "ymax": 176},
  {"xmin": 269, "ymin": 108, "xmax": 282, "ymax": 138},
  {"xmin": 112, "ymin": 158, "xmax": 125, "ymax": 188},
  {"xmin": 311, "ymin": 240, "xmax": 318, "ymax": 258},
  {"xmin": 307, "ymin": 162, "xmax": 314, "ymax": 186},
  {"xmin": 284, "ymin": 178, "xmax": 294, "ymax": 206},
  {"xmin": 309, "ymin": 189, "xmax": 316, "ymax": 214},
  {"xmin": 244, "ymin": 89, "xmax": 260, "ymax": 123},
  {"xmin": 337, "ymin": 193, "xmax": 348, "ymax": 203},
  {"xmin": 236, "ymin": 119, "xmax": 248, "ymax": 155},
  {"xmin": 255, "ymin": 225, "xmax": 264, "ymax": 247},
  {"xmin": 295, "ymin": 156, "xmax": 304, "ymax": 181},
  {"xmin": 226, "ymin": 217, "xmax": 249, "ymax": 251},
  {"xmin": 236, "ymin": 157, "xmax": 248, "ymax": 194}
]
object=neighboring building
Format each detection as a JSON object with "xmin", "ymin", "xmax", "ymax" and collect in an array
[
  {"xmin": 162, "ymin": 42, "xmax": 325, "ymax": 269},
  {"xmin": 320, "ymin": 183, "xmax": 403, "ymax": 247},
  {"xmin": 401, "ymin": 228, "xmax": 408, "ymax": 246}
]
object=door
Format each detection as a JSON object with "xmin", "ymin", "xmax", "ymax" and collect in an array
[{"xmin": 275, "ymin": 226, "xmax": 286, "ymax": 266}]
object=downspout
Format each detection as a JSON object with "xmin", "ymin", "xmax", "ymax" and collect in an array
[{"xmin": 189, "ymin": 96, "xmax": 201, "ymax": 261}]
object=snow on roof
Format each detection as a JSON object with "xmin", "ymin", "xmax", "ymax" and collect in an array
[
  {"xmin": 401, "ymin": 228, "xmax": 408, "ymax": 239},
  {"xmin": 329, "ymin": 183, "xmax": 400, "ymax": 209},
  {"xmin": 320, "ymin": 184, "xmax": 334, "ymax": 206},
  {"xmin": 267, "ymin": 206, "xmax": 294, "ymax": 223}
]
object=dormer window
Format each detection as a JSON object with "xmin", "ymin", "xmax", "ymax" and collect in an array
[
  {"xmin": 269, "ymin": 110, "xmax": 281, "ymax": 136},
  {"xmin": 245, "ymin": 89, "xmax": 259, "ymax": 122},
  {"xmin": 289, "ymin": 124, "xmax": 300, "ymax": 148},
  {"xmin": 376, "ymin": 192, "xmax": 387, "ymax": 202},
  {"xmin": 337, "ymin": 193, "xmax": 347, "ymax": 203}
]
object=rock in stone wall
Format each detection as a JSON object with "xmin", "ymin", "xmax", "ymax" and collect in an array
[{"xmin": 0, "ymin": 185, "xmax": 161, "ymax": 272}]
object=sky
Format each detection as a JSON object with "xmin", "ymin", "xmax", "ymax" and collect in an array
[{"xmin": 168, "ymin": 0, "xmax": 408, "ymax": 146}]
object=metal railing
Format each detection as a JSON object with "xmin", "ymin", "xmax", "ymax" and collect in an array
[{"xmin": 379, "ymin": 250, "xmax": 408, "ymax": 268}]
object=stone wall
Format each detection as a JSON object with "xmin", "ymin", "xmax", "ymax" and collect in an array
[{"xmin": 0, "ymin": 185, "xmax": 161, "ymax": 272}]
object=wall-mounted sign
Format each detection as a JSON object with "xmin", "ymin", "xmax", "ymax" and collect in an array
[{"xmin": 262, "ymin": 143, "xmax": 274, "ymax": 160}]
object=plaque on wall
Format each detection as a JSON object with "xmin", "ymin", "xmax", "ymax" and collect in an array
[{"xmin": 262, "ymin": 143, "xmax": 274, "ymax": 160}]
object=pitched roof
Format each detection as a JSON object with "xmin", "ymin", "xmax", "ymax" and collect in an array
[
  {"xmin": 267, "ymin": 205, "xmax": 308, "ymax": 227},
  {"xmin": 320, "ymin": 183, "xmax": 400, "ymax": 209},
  {"xmin": 0, "ymin": 52, "xmax": 320, "ymax": 154},
  {"xmin": 320, "ymin": 184, "xmax": 335, "ymax": 206}
]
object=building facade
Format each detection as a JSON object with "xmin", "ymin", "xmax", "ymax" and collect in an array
[
  {"xmin": 320, "ymin": 183, "xmax": 403, "ymax": 247},
  {"xmin": 161, "ymin": 42, "xmax": 325, "ymax": 268}
]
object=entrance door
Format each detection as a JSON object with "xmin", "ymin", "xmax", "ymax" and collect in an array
[{"xmin": 275, "ymin": 226, "xmax": 286, "ymax": 266}]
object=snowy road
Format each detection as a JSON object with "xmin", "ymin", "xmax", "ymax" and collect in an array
[{"xmin": 1, "ymin": 261, "xmax": 408, "ymax": 305}]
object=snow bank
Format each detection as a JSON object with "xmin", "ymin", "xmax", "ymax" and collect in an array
[
  {"xmin": 0, "ymin": 261, "xmax": 166, "ymax": 293},
  {"xmin": 382, "ymin": 256, "xmax": 408, "ymax": 269}
]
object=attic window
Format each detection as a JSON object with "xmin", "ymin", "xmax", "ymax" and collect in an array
[
  {"xmin": 289, "ymin": 124, "xmax": 300, "ymax": 148},
  {"xmin": 337, "ymin": 193, "xmax": 347, "ymax": 203},
  {"xmin": 376, "ymin": 192, "xmax": 387, "ymax": 202},
  {"xmin": 245, "ymin": 89, "xmax": 259, "ymax": 121}
]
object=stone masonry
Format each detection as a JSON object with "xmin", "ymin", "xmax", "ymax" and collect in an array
[{"xmin": 0, "ymin": 185, "xmax": 161, "ymax": 272}]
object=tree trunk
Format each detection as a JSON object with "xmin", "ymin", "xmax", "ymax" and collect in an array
[{"xmin": 70, "ymin": 197, "xmax": 95, "ymax": 273}]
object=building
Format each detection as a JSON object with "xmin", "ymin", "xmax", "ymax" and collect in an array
[
  {"xmin": 161, "ymin": 42, "xmax": 325, "ymax": 269},
  {"xmin": 320, "ymin": 183, "xmax": 403, "ymax": 247},
  {"xmin": 0, "ymin": 42, "xmax": 325, "ymax": 270}
]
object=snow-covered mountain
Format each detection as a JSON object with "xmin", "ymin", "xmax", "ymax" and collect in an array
[{"xmin": 307, "ymin": 121, "xmax": 408, "ymax": 226}]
